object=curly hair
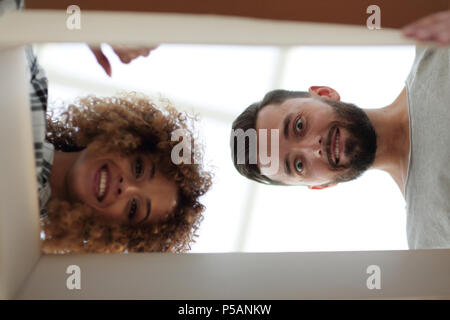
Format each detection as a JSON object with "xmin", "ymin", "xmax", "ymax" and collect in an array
[{"xmin": 41, "ymin": 93, "xmax": 212, "ymax": 254}]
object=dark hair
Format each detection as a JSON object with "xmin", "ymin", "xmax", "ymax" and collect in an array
[{"xmin": 230, "ymin": 90, "xmax": 309, "ymax": 185}]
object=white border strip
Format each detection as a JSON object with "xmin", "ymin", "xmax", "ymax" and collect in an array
[
  {"xmin": 17, "ymin": 250, "xmax": 450, "ymax": 299},
  {"xmin": 0, "ymin": 10, "xmax": 418, "ymax": 46},
  {"xmin": 0, "ymin": 47, "xmax": 41, "ymax": 300}
]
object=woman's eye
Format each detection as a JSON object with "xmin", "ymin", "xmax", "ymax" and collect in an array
[
  {"xmin": 295, "ymin": 159, "xmax": 303, "ymax": 173},
  {"xmin": 295, "ymin": 117, "xmax": 304, "ymax": 132},
  {"xmin": 128, "ymin": 199, "xmax": 138, "ymax": 221},
  {"xmin": 135, "ymin": 157, "xmax": 144, "ymax": 178}
]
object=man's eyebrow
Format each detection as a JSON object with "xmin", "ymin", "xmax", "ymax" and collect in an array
[
  {"xmin": 139, "ymin": 198, "xmax": 151, "ymax": 224},
  {"xmin": 284, "ymin": 152, "xmax": 292, "ymax": 176},
  {"xmin": 283, "ymin": 113, "xmax": 293, "ymax": 140}
]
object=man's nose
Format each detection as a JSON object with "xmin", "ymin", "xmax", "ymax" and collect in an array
[
  {"xmin": 312, "ymin": 137, "xmax": 324, "ymax": 159},
  {"xmin": 292, "ymin": 136, "xmax": 324, "ymax": 159}
]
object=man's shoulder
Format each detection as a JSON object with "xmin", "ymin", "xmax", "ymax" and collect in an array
[{"xmin": 405, "ymin": 45, "xmax": 450, "ymax": 249}]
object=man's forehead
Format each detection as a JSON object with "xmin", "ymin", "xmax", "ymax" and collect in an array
[{"xmin": 257, "ymin": 97, "xmax": 317, "ymax": 126}]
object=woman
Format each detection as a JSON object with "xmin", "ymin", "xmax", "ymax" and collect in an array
[
  {"xmin": 42, "ymin": 95, "xmax": 212, "ymax": 254},
  {"xmin": 25, "ymin": 47, "xmax": 212, "ymax": 254}
]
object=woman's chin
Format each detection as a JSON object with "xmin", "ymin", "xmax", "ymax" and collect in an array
[{"xmin": 66, "ymin": 178, "xmax": 89, "ymax": 206}]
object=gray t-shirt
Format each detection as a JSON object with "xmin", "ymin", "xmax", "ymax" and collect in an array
[{"xmin": 405, "ymin": 46, "xmax": 450, "ymax": 249}]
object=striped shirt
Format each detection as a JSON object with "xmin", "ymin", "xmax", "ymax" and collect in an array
[
  {"xmin": 0, "ymin": 0, "xmax": 23, "ymax": 14},
  {"xmin": 25, "ymin": 46, "xmax": 54, "ymax": 216},
  {"xmin": 1, "ymin": 0, "xmax": 55, "ymax": 215}
]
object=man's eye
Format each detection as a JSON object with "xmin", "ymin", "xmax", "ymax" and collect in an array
[
  {"xmin": 295, "ymin": 159, "xmax": 303, "ymax": 173},
  {"xmin": 128, "ymin": 199, "xmax": 138, "ymax": 221},
  {"xmin": 294, "ymin": 117, "xmax": 304, "ymax": 132},
  {"xmin": 135, "ymin": 157, "xmax": 144, "ymax": 178}
]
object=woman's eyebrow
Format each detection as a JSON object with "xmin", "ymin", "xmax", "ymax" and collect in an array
[
  {"xmin": 149, "ymin": 161, "xmax": 156, "ymax": 180},
  {"xmin": 139, "ymin": 198, "xmax": 151, "ymax": 224}
]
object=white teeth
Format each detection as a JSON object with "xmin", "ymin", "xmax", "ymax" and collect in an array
[
  {"xmin": 335, "ymin": 132, "xmax": 340, "ymax": 160},
  {"xmin": 98, "ymin": 168, "xmax": 108, "ymax": 198}
]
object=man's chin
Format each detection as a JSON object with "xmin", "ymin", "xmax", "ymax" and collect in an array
[{"xmin": 333, "ymin": 168, "xmax": 366, "ymax": 184}]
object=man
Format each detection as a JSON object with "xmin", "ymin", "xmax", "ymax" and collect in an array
[{"xmin": 230, "ymin": 11, "xmax": 450, "ymax": 249}]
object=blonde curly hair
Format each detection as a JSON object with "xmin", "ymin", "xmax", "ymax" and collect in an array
[{"xmin": 41, "ymin": 94, "xmax": 212, "ymax": 254}]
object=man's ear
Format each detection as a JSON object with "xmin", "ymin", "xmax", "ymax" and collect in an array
[
  {"xmin": 308, "ymin": 183, "xmax": 338, "ymax": 190},
  {"xmin": 308, "ymin": 86, "xmax": 341, "ymax": 101}
]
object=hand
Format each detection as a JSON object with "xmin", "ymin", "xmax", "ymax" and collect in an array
[
  {"xmin": 402, "ymin": 10, "xmax": 450, "ymax": 45},
  {"xmin": 88, "ymin": 44, "xmax": 157, "ymax": 76}
]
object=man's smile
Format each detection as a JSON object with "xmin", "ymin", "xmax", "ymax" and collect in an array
[
  {"xmin": 327, "ymin": 124, "xmax": 344, "ymax": 170},
  {"xmin": 331, "ymin": 127, "xmax": 341, "ymax": 165}
]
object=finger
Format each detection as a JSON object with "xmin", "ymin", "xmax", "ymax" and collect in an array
[
  {"xmin": 403, "ymin": 11, "xmax": 450, "ymax": 35},
  {"xmin": 137, "ymin": 46, "xmax": 158, "ymax": 56},
  {"xmin": 119, "ymin": 54, "xmax": 133, "ymax": 64},
  {"xmin": 141, "ymin": 48, "xmax": 152, "ymax": 57},
  {"xmin": 89, "ymin": 45, "xmax": 112, "ymax": 76},
  {"xmin": 112, "ymin": 47, "xmax": 134, "ymax": 64},
  {"xmin": 112, "ymin": 45, "xmax": 156, "ymax": 51},
  {"xmin": 407, "ymin": 21, "xmax": 450, "ymax": 42},
  {"xmin": 436, "ymin": 30, "xmax": 450, "ymax": 45},
  {"xmin": 111, "ymin": 45, "xmax": 157, "ymax": 63},
  {"xmin": 418, "ymin": 22, "xmax": 450, "ymax": 40},
  {"xmin": 404, "ymin": 13, "xmax": 444, "ymax": 30}
]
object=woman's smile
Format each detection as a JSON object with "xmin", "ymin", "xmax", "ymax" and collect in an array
[{"xmin": 94, "ymin": 164, "xmax": 110, "ymax": 202}]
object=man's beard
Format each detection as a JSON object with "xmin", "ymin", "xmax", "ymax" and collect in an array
[{"xmin": 322, "ymin": 98, "xmax": 377, "ymax": 184}]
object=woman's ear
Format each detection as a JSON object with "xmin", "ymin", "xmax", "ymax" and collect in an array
[
  {"xmin": 308, "ymin": 183, "xmax": 338, "ymax": 190},
  {"xmin": 308, "ymin": 86, "xmax": 341, "ymax": 101}
]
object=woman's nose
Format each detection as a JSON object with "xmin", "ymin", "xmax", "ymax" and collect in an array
[
  {"xmin": 117, "ymin": 176, "xmax": 137, "ymax": 197},
  {"xmin": 117, "ymin": 176, "xmax": 124, "ymax": 196}
]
